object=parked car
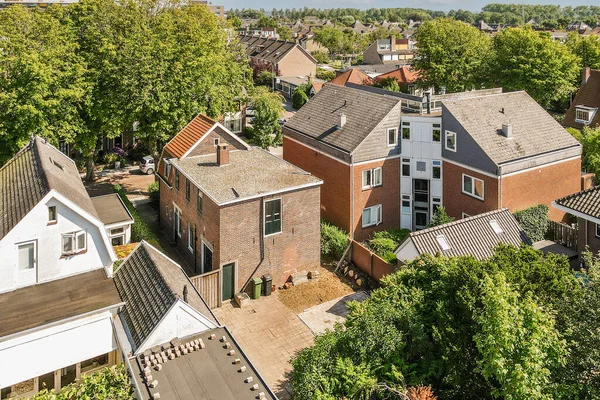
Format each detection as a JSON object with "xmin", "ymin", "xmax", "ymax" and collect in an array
[
  {"xmin": 140, "ymin": 156, "xmax": 155, "ymax": 174},
  {"xmin": 246, "ymin": 107, "xmax": 255, "ymax": 117}
]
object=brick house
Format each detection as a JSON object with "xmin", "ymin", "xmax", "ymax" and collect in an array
[
  {"xmin": 553, "ymin": 185, "xmax": 600, "ymax": 255},
  {"xmin": 158, "ymin": 114, "xmax": 322, "ymax": 301},
  {"xmin": 564, "ymin": 67, "xmax": 600, "ymax": 130},
  {"xmin": 362, "ymin": 35, "xmax": 414, "ymax": 65},
  {"xmin": 442, "ymin": 91, "xmax": 582, "ymax": 222}
]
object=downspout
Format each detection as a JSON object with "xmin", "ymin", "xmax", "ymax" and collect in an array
[
  {"xmin": 350, "ymin": 153, "xmax": 355, "ymax": 240},
  {"xmin": 194, "ymin": 226, "xmax": 198, "ymax": 274},
  {"xmin": 241, "ymin": 198, "xmax": 266, "ymax": 292},
  {"xmin": 499, "ymin": 165, "xmax": 503, "ymax": 209}
]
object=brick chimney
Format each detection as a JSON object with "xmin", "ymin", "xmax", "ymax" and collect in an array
[
  {"xmin": 581, "ymin": 172, "xmax": 595, "ymax": 190},
  {"xmin": 217, "ymin": 144, "xmax": 229, "ymax": 166},
  {"xmin": 583, "ymin": 67, "xmax": 591, "ymax": 84}
]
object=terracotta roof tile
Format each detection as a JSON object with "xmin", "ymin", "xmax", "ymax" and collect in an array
[
  {"xmin": 375, "ymin": 66, "xmax": 419, "ymax": 84},
  {"xmin": 164, "ymin": 114, "xmax": 217, "ymax": 158},
  {"xmin": 330, "ymin": 68, "xmax": 374, "ymax": 87},
  {"xmin": 564, "ymin": 69, "xmax": 600, "ymax": 130}
]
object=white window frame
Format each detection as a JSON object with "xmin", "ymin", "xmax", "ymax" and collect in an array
[
  {"xmin": 174, "ymin": 204, "xmax": 182, "ymax": 238},
  {"xmin": 489, "ymin": 219, "xmax": 504, "ymax": 234},
  {"xmin": 188, "ymin": 223, "xmax": 194, "ymax": 253},
  {"xmin": 401, "ymin": 121, "xmax": 411, "ymax": 140},
  {"xmin": 362, "ymin": 167, "xmax": 382, "ymax": 189},
  {"xmin": 61, "ymin": 231, "xmax": 87, "ymax": 256},
  {"xmin": 387, "ymin": 128, "xmax": 398, "ymax": 147},
  {"xmin": 401, "ymin": 195, "xmax": 411, "ymax": 215},
  {"xmin": 18, "ymin": 240, "xmax": 37, "ymax": 271},
  {"xmin": 445, "ymin": 130, "xmax": 457, "ymax": 152},
  {"xmin": 362, "ymin": 204, "xmax": 382, "ymax": 227},
  {"xmin": 436, "ymin": 234, "xmax": 451, "ymax": 251},
  {"xmin": 575, "ymin": 106, "xmax": 596, "ymax": 124},
  {"xmin": 402, "ymin": 158, "xmax": 411, "ymax": 177},
  {"xmin": 462, "ymin": 173, "xmax": 484, "ymax": 200},
  {"xmin": 224, "ymin": 112, "xmax": 243, "ymax": 133},
  {"xmin": 462, "ymin": 212, "xmax": 471, "ymax": 219}
]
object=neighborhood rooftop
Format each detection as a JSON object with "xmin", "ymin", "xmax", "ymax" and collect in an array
[
  {"xmin": 443, "ymin": 91, "xmax": 581, "ymax": 165},
  {"xmin": 285, "ymin": 84, "xmax": 401, "ymax": 153},
  {"xmin": 165, "ymin": 114, "xmax": 219, "ymax": 158},
  {"xmin": 563, "ymin": 68, "xmax": 600, "ymax": 129},
  {"xmin": 239, "ymin": 35, "xmax": 314, "ymax": 64},
  {"xmin": 114, "ymin": 241, "xmax": 218, "ymax": 350},
  {"xmin": 0, "ymin": 269, "xmax": 122, "ymax": 338},
  {"xmin": 0, "ymin": 136, "xmax": 98, "ymax": 240},
  {"xmin": 554, "ymin": 185, "xmax": 600, "ymax": 221},
  {"xmin": 171, "ymin": 148, "xmax": 322, "ymax": 205},
  {"xmin": 397, "ymin": 208, "xmax": 531, "ymax": 260},
  {"xmin": 91, "ymin": 193, "xmax": 133, "ymax": 226}
]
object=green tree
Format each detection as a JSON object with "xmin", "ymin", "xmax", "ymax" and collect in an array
[
  {"xmin": 426, "ymin": 206, "xmax": 454, "ymax": 228},
  {"xmin": 489, "ymin": 27, "xmax": 580, "ymax": 107},
  {"xmin": 292, "ymin": 86, "xmax": 309, "ymax": 109},
  {"xmin": 277, "ymin": 24, "xmax": 293, "ymax": 41},
  {"xmin": 580, "ymin": 126, "xmax": 600, "ymax": 179},
  {"xmin": 413, "ymin": 18, "xmax": 492, "ymax": 93},
  {"xmin": 227, "ymin": 14, "xmax": 242, "ymax": 28},
  {"xmin": 250, "ymin": 86, "xmax": 284, "ymax": 149},
  {"xmin": 314, "ymin": 26, "xmax": 345, "ymax": 57},
  {"xmin": 566, "ymin": 31, "xmax": 600, "ymax": 70},
  {"xmin": 375, "ymin": 77, "xmax": 401, "ymax": 92}
]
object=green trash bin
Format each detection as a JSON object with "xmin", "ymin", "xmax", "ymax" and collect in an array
[{"xmin": 252, "ymin": 277, "xmax": 262, "ymax": 299}]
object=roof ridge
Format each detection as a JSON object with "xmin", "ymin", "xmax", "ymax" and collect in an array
[
  {"xmin": 409, "ymin": 208, "xmax": 510, "ymax": 237},
  {"xmin": 0, "ymin": 138, "xmax": 35, "ymax": 175}
]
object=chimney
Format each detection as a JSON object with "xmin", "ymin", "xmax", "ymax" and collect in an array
[
  {"xmin": 501, "ymin": 124, "xmax": 513, "ymax": 138},
  {"xmin": 338, "ymin": 113, "xmax": 346, "ymax": 129},
  {"xmin": 581, "ymin": 172, "xmax": 595, "ymax": 190},
  {"xmin": 217, "ymin": 144, "xmax": 229, "ymax": 166},
  {"xmin": 390, "ymin": 34, "xmax": 396, "ymax": 51},
  {"xmin": 183, "ymin": 284, "xmax": 188, "ymax": 303},
  {"xmin": 583, "ymin": 67, "xmax": 591, "ymax": 84}
]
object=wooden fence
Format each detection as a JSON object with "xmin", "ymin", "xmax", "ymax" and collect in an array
[
  {"xmin": 546, "ymin": 220, "xmax": 578, "ymax": 251},
  {"xmin": 190, "ymin": 269, "xmax": 221, "ymax": 309},
  {"xmin": 350, "ymin": 240, "xmax": 395, "ymax": 283}
]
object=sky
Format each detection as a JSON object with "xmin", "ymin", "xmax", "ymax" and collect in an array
[{"xmin": 222, "ymin": 0, "xmax": 599, "ymax": 13}]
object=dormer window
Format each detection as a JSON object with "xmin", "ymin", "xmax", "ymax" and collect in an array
[
  {"xmin": 436, "ymin": 234, "xmax": 450, "ymax": 251},
  {"xmin": 575, "ymin": 106, "xmax": 596, "ymax": 124},
  {"xmin": 48, "ymin": 206, "xmax": 57, "ymax": 224}
]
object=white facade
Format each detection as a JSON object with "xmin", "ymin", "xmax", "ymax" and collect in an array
[
  {"xmin": 0, "ymin": 190, "xmax": 116, "ymax": 294},
  {"xmin": 399, "ymin": 115, "xmax": 443, "ymax": 230}
]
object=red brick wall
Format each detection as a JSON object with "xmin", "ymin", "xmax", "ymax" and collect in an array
[
  {"xmin": 577, "ymin": 217, "xmax": 600, "ymax": 254},
  {"xmin": 187, "ymin": 127, "xmax": 247, "ymax": 157},
  {"xmin": 501, "ymin": 158, "xmax": 581, "ymax": 222},
  {"xmin": 352, "ymin": 158, "xmax": 400, "ymax": 242},
  {"xmin": 219, "ymin": 186, "xmax": 321, "ymax": 291},
  {"xmin": 283, "ymin": 136, "xmax": 351, "ymax": 233},
  {"xmin": 442, "ymin": 161, "xmax": 500, "ymax": 220}
]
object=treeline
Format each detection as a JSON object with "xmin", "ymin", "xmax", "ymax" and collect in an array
[
  {"xmin": 0, "ymin": 0, "xmax": 250, "ymax": 176},
  {"xmin": 229, "ymin": 5, "xmax": 600, "ymax": 28}
]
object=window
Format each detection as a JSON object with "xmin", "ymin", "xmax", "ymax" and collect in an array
[
  {"xmin": 436, "ymin": 234, "xmax": 451, "ymax": 251},
  {"xmin": 462, "ymin": 174, "xmax": 484, "ymax": 200},
  {"xmin": 214, "ymin": 138, "xmax": 220, "ymax": 146},
  {"xmin": 224, "ymin": 112, "xmax": 243, "ymax": 133},
  {"xmin": 48, "ymin": 206, "xmax": 57, "ymax": 224},
  {"xmin": 188, "ymin": 223, "xmax": 194, "ymax": 253},
  {"xmin": 81, "ymin": 353, "xmax": 109, "ymax": 373},
  {"xmin": 402, "ymin": 122, "xmax": 410, "ymax": 140},
  {"xmin": 264, "ymin": 199, "xmax": 282, "ymax": 236},
  {"xmin": 197, "ymin": 190, "xmax": 203, "ymax": 214},
  {"xmin": 1, "ymin": 378, "xmax": 34, "ymax": 399},
  {"xmin": 185, "ymin": 180, "xmax": 191, "ymax": 202},
  {"xmin": 62, "ymin": 231, "xmax": 86, "ymax": 256},
  {"xmin": 432, "ymin": 123, "xmax": 441, "ymax": 142},
  {"xmin": 596, "ymin": 223, "xmax": 600, "ymax": 238},
  {"xmin": 164, "ymin": 161, "xmax": 172, "ymax": 177},
  {"xmin": 402, "ymin": 158, "xmax": 410, "ymax": 177},
  {"xmin": 416, "ymin": 161, "xmax": 426, "ymax": 172},
  {"xmin": 575, "ymin": 106, "xmax": 596, "ymax": 124},
  {"xmin": 110, "ymin": 227, "xmax": 124, "ymax": 235},
  {"xmin": 174, "ymin": 207, "xmax": 182, "ymax": 237},
  {"xmin": 18, "ymin": 242, "xmax": 35, "ymax": 271},
  {"xmin": 202, "ymin": 242, "xmax": 213, "ymax": 273},
  {"xmin": 362, "ymin": 167, "xmax": 382, "ymax": 189},
  {"xmin": 175, "ymin": 170, "xmax": 180, "ymax": 190},
  {"xmin": 462, "ymin": 212, "xmax": 471, "ymax": 219},
  {"xmin": 387, "ymin": 128, "xmax": 398, "ymax": 146},
  {"xmin": 401, "ymin": 195, "xmax": 411, "ymax": 214},
  {"xmin": 362, "ymin": 204, "xmax": 382, "ymax": 227},
  {"xmin": 489, "ymin": 219, "xmax": 503, "ymax": 234},
  {"xmin": 432, "ymin": 160, "xmax": 441, "ymax": 179},
  {"xmin": 58, "ymin": 140, "xmax": 69, "ymax": 155},
  {"xmin": 445, "ymin": 131, "xmax": 456, "ymax": 152}
]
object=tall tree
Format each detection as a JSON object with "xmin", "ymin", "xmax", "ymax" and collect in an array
[
  {"xmin": 489, "ymin": 27, "xmax": 580, "ymax": 108},
  {"xmin": 566, "ymin": 32, "xmax": 600, "ymax": 70},
  {"xmin": 250, "ymin": 86, "xmax": 283, "ymax": 149},
  {"xmin": 413, "ymin": 18, "xmax": 492, "ymax": 93}
]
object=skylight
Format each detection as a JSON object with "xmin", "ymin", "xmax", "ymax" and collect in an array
[
  {"xmin": 436, "ymin": 234, "xmax": 450, "ymax": 251},
  {"xmin": 489, "ymin": 220, "xmax": 503, "ymax": 234}
]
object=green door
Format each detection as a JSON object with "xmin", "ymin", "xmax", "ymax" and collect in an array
[{"xmin": 222, "ymin": 263, "xmax": 235, "ymax": 301}]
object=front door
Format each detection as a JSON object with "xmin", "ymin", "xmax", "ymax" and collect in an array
[
  {"xmin": 16, "ymin": 241, "xmax": 37, "ymax": 287},
  {"xmin": 173, "ymin": 206, "xmax": 181, "ymax": 244},
  {"xmin": 222, "ymin": 263, "xmax": 235, "ymax": 301}
]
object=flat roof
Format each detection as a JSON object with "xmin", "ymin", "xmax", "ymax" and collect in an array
[
  {"xmin": 0, "ymin": 269, "xmax": 122, "ymax": 338},
  {"xmin": 91, "ymin": 193, "xmax": 134, "ymax": 226},
  {"xmin": 131, "ymin": 327, "xmax": 277, "ymax": 400}
]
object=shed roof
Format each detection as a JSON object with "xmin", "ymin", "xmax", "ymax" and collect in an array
[
  {"xmin": 91, "ymin": 193, "xmax": 133, "ymax": 226},
  {"xmin": 443, "ymin": 91, "xmax": 581, "ymax": 165},
  {"xmin": 554, "ymin": 185, "xmax": 600, "ymax": 221},
  {"xmin": 397, "ymin": 208, "xmax": 530, "ymax": 260}
]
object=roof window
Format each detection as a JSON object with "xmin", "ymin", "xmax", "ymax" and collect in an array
[
  {"xmin": 489, "ymin": 219, "xmax": 503, "ymax": 234},
  {"xmin": 436, "ymin": 234, "xmax": 450, "ymax": 251}
]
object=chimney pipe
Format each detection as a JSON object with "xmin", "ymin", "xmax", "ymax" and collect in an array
[
  {"xmin": 583, "ymin": 67, "xmax": 591, "ymax": 84},
  {"xmin": 502, "ymin": 124, "xmax": 513, "ymax": 138},
  {"xmin": 424, "ymin": 91, "xmax": 431, "ymax": 115},
  {"xmin": 217, "ymin": 144, "xmax": 229, "ymax": 166},
  {"xmin": 338, "ymin": 113, "xmax": 346, "ymax": 129}
]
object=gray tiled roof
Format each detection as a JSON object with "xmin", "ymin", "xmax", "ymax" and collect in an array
[
  {"xmin": 443, "ymin": 91, "xmax": 581, "ymax": 165},
  {"xmin": 239, "ymin": 35, "xmax": 307, "ymax": 64},
  {"xmin": 285, "ymin": 84, "xmax": 401, "ymax": 153},
  {"xmin": 398, "ymin": 208, "xmax": 531, "ymax": 260},
  {"xmin": 0, "ymin": 137, "xmax": 98, "ymax": 240},
  {"xmin": 554, "ymin": 185, "xmax": 600, "ymax": 220},
  {"xmin": 114, "ymin": 242, "xmax": 218, "ymax": 350},
  {"xmin": 171, "ymin": 147, "xmax": 322, "ymax": 205}
]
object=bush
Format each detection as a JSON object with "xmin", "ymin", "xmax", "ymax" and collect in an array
[
  {"xmin": 321, "ymin": 220, "xmax": 348, "ymax": 259},
  {"xmin": 367, "ymin": 228, "xmax": 410, "ymax": 264},
  {"xmin": 312, "ymin": 50, "xmax": 330, "ymax": 64},
  {"xmin": 256, "ymin": 70, "xmax": 275, "ymax": 86},
  {"xmin": 316, "ymin": 69, "xmax": 335, "ymax": 81},
  {"xmin": 292, "ymin": 88, "xmax": 309, "ymax": 110},
  {"xmin": 513, "ymin": 204, "xmax": 549, "ymax": 242},
  {"xmin": 566, "ymin": 127, "xmax": 582, "ymax": 142},
  {"xmin": 114, "ymin": 184, "xmax": 158, "ymax": 243},
  {"xmin": 148, "ymin": 181, "xmax": 159, "ymax": 209},
  {"xmin": 426, "ymin": 206, "xmax": 454, "ymax": 228}
]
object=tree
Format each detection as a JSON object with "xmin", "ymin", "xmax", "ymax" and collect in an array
[
  {"xmin": 292, "ymin": 85, "xmax": 309, "ymax": 109},
  {"xmin": 489, "ymin": 27, "xmax": 580, "ymax": 108},
  {"xmin": 580, "ymin": 126, "xmax": 600, "ymax": 179},
  {"xmin": 413, "ymin": 18, "xmax": 492, "ymax": 93},
  {"xmin": 566, "ymin": 32, "xmax": 600, "ymax": 70},
  {"xmin": 426, "ymin": 206, "xmax": 454, "ymax": 228},
  {"xmin": 250, "ymin": 86, "xmax": 283, "ymax": 149},
  {"xmin": 313, "ymin": 26, "xmax": 345, "ymax": 57},
  {"xmin": 227, "ymin": 13, "xmax": 242, "ymax": 28},
  {"xmin": 0, "ymin": 5, "xmax": 87, "ymax": 164},
  {"xmin": 277, "ymin": 24, "xmax": 293, "ymax": 41}
]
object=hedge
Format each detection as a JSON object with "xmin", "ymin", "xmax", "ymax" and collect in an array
[
  {"xmin": 321, "ymin": 220, "xmax": 348, "ymax": 259},
  {"xmin": 114, "ymin": 184, "xmax": 159, "ymax": 245},
  {"xmin": 367, "ymin": 228, "xmax": 410, "ymax": 264},
  {"xmin": 513, "ymin": 204, "xmax": 549, "ymax": 242}
]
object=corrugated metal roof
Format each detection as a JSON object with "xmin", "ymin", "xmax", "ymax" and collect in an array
[
  {"xmin": 400, "ymin": 208, "xmax": 531, "ymax": 260},
  {"xmin": 554, "ymin": 185, "xmax": 600, "ymax": 220}
]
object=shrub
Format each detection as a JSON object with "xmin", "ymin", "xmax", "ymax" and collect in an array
[
  {"xmin": 316, "ymin": 69, "xmax": 335, "ymax": 81},
  {"xmin": 367, "ymin": 228, "xmax": 410, "ymax": 264},
  {"xmin": 292, "ymin": 88, "xmax": 309, "ymax": 110},
  {"xmin": 513, "ymin": 204, "xmax": 549, "ymax": 242},
  {"xmin": 256, "ymin": 70, "xmax": 275, "ymax": 86},
  {"xmin": 566, "ymin": 127, "xmax": 582, "ymax": 142},
  {"xmin": 114, "ymin": 184, "xmax": 158, "ymax": 243},
  {"xmin": 321, "ymin": 220, "xmax": 348, "ymax": 259},
  {"xmin": 426, "ymin": 206, "xmax": 454, "ymax": 228},
  {"xmin": 371, "ymin": 228, "xmax": 410, "ymax": 244},
  {"xmin": 148, "ymin": 181, "xmax": 159, "ymax": 209},
  {"xmin": 312, "ymin": 50, "xmax": 330, "ymax": 64}
]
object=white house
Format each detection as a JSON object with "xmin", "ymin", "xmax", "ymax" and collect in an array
[{"xmin": 0, "ymin": 137, "xmax": 123, "ymax": 398}]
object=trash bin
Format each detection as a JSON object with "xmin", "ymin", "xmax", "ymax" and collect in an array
[
  {"xmin": 262, "ymin": 274, "xmax": 272, "ymax": 296},
  {"xmin": 252, "ymin": 277, "xmax": 262, "ymax": 299}
]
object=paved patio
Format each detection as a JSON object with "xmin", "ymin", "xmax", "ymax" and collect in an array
[
  {"xmin": 212, "ymin": 294, "xmax": 314, "ymax": 400},
  {"xmin": 298, "ymin": 291, "xmax": 369, "ymax": 335}
]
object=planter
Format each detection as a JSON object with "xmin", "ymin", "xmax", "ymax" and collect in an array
[{"xmin": 114, "ymin": 161, "xmax": 121, "ymax": 169}]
